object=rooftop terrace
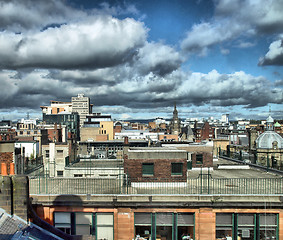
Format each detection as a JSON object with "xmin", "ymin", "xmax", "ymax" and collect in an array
[{"xmin": 29, "ymin": 158, "xmax": 283, "ymax": 196}]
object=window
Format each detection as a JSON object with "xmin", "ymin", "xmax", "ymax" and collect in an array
[
  {"xmin": 259, "ymin": 214, "xmax": 278, "ymax": 239},
  {"xmin": 216, "ymin": 213, "xmax": 279, "ymax": 240},
  {"xmin": 74, "ymin": 174, "xmax": 83, "ymax": 177},
  {"xmin": 171, "ymin": 163, "xmax": 183, "ymax": 175},
  {"xmin": 45, "ymin": 150, "xmax": 49, "ymax": 158},
  {"xmin": 142, "ymin": 163, "xmax": 154, "ymax": 176},
  {"xmin": 135, "ymin": 212, "xmax": 195, "ymax": 240},
  {"xmin": 34, "ymin": 131, "xmax": 37, "ymax": 134},
  {"xmin": 97, "ymin": 213, "xmax": 114, "ymax": 240},
  {"xmin": 238, "ymin": 214, "xmax": 255, "ymax": 240},
  {"xmin": 20, "ymin": 131, "xmax": 23, "ymax": 135},
  {"xmin": 177, "ymin": 213, "xmax": 194, "ymax": 240},
  {"xmin": 196, "ymin": 154, "xmax": 203, "ymax": 164},
  {"xmin": 156, "ymin": 213, "xmax": 173, "ymax": 240},
  {"xmin": 54, "ymin": 212, "xmax": 71, "ymax": 234},
  {"xmin": 57, "ymin": 171, "xmax": 63, "ymax": 177},
  {"xmin": 57, "ymin": 150, "xmax": 64, "ymax": 158},
  {"xmin": 27, "ymin": 131, "xmax": 30, "ymax": 135},
  {"xmin": 54, "ymin": 212, "xmax": 113, "ymax": 237},
  {"xmin": 216, "ymin": 213, "xmax": 233, "ymax": 240},
  {"xmin": 75, "ymin": 213, "xmax": 93, "ymax": 235}
]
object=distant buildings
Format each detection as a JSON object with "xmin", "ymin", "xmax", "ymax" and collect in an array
[{"xmin": 71, "ymin": 93, "xmax": 92, "ymax": 127}]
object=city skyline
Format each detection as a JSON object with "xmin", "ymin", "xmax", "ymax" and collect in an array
[{"xmin": 0, "ymin": 0, "xmax": 283, "ymax": 121}]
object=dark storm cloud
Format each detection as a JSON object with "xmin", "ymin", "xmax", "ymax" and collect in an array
[
  {"xmin": 1, "ymin": 67, "xmax": 282, "ymax": 113},
  {"xmin": 0, "ymin": 0, "xmax": 86, "ymax": 32}
]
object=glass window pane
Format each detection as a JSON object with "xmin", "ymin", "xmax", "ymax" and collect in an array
[
  {"xmin": 76, "ymin": 225, "xmax": 90, "ymax": 235},
  {"xmin": 216, "ymin": 229, "xmax": 233, "ymax": 239},
  {"xmin": 54, "ymin": 212, "xmax": 71, "ymax": 224},
  {"xmin": 142, "ymin": 163, "xmax": 154, "ymax": 175},
  {"xmin": 135, "ymin": 213, "xmax": 151, "ymax": 225},
  {"xmin": 171, "ymin": 163, "xmax": 183, "ymax": 175},
  {"xmin": 238, "ymin": 214, "xmax": 254, "ymax": 225},
  {"xmin": 135, "ymin": 226, "xmax": 151, "ymax": 239},
  {"xmin": 259, "ymin": 229, "xmax": 277, "ymax": 239},
  {"xmin": 260, "ymin": 214, "xmax": 277, "ymax": 226},
  {"xmin": 97, "ymin": 213, "xmax": 113, "ymax": 225},
  {"xmin": 216, "ymin": 214, "xmax": 232, "ymax": 225},
  {"xmin": 196, "ymin": 154, "xmax": 203, "ymax": 164},
  {"xmin": 178, "ymin": 226, "xmax": 194, "ymax": 240},
  {"xmin": 178, "ymin": 213, "xmax": 194, "ymax": 225},
  {"xmin": 76, "ymin": 213, "xmax": 92, "ymax": 224},
  {"xmin": 156, "ymin": 213, "xmax": 173, "ymax": 225},
  {"xmin": 97, "ymin": 226, "xmax": 113, "ymax": 240},
  {"xmin": 156, "ymin": 226, "xmax": 172, "ymax": 240}
]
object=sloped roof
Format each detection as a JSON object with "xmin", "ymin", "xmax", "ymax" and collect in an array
[{"xmin": 0, "ymin": 208, "xmax": 63, "ymax": 240}]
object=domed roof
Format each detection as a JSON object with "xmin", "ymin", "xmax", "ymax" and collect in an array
[
  {"xmin": 256, "ymin": 131, "xmax": 283, "ymax": 149},
  {"xmin": 274, "ymin": 122, "xmax": 281, "ymax": 127}
]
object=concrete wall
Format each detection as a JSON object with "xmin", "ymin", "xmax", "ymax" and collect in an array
[
  {"xmin": 0, "ymin": 175, "xmax": 29, "ymax": 221},
  {"xmin": 127, "ymin": 148, "xmax": 187, "ymax": 160},
  {"xmin": 0, "ymin": 142, "xmax": 14, "ymax": 152}
]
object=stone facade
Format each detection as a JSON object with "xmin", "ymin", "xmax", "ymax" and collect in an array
[{"xmin": 0, "ymin": 175, "xmax": 29, "ymax": 221}]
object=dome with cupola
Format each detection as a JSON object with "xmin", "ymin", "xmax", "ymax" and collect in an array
[{"xmin": 256, "ymin": 115, "xmax": 283, "ymax": 149}]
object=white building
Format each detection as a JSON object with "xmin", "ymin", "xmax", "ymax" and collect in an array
[
  {"xmin": 115, "ymin": 130, "xmax": 161, "ymax": 142},
  {"xmin": 15, "ymin": 141, "xmax": 39, "ymax": 158}
]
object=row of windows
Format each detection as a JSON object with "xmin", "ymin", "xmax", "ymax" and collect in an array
[
  {"xmin": 53, "ymin": 212, "xmax": 279, "ymax": 240},
  {"xmin": 142, "ymin": 163, "xmax": 183, "ymax": 176},
  {"xmin": 135, "ymin": 213, "xmax": 194, "ymax": 240},
  {"xmin": 18, "ymin": 130, "xmax": 38, "ymax": 135},
  {"xmin": 45, "ymin": 150, "xmax": 64, "ymax": 158},
  {"xmin": 216, "ymin": 213, "xmax": 278, "ymax": 240},
  {"xmin": 54, "ymin": 212, "xmax": 113, "ymax": 239}
]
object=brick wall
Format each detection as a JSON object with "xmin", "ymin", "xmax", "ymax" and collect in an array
[
  {"xmin": 0, "ymin": 152, "xmax": 13, "ymax": 174},
  {"xmin": 124, "ymin": 156, "xmax": 187, "ymax": 182},
  {"xmin": 192, "ymin": 152, "xmax": 213, "ymax": 168}
]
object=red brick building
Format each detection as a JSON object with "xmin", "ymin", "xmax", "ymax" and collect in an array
[
  {"xmin": 124, "ymin": 147, "xmax": 187, "ymax": 182},
  {"xmin": 195, "ymin": 122, "xmax": 215, "ymax": 142}
]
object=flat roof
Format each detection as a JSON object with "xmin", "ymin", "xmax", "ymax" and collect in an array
[{"xmin": 187, "ymin": 157, "xmax": 282, "ymax": 179}]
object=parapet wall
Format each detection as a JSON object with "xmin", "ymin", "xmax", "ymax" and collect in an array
[{"xmin": 0, "ymin": 175, "xmax": 29, "ymax": 221}]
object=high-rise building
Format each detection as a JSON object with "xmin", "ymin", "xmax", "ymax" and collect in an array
[{"xmin": 71, "ymin": 94, "xmax": 92, "ymax": 126}]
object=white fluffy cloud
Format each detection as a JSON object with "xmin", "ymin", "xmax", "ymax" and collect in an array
[
  {"xmin": 259, "ymin": 38, "xmax": 283, "ymax": 66},
  {"xmin": 181, "ymin": 0, "xmax": 283, "ymax": 55},
  {"xmin": 0, "ymin": 16, "xmax": 147, "ymax": 69}
]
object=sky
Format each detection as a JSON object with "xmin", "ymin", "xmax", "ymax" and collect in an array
[{"xmin": 0, "ymin": 0, "xmax": 283, "ymax": 121}]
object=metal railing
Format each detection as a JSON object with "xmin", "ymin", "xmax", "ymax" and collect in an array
[{"xmin": 29, "ymin": 176, "xmax": 283, "ymax": 195}]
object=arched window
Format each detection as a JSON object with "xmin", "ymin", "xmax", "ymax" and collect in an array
[{"xmin": 272, "ymin": 141, "xmax": 278, "ymax": 150}]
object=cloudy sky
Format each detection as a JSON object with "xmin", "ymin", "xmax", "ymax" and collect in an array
[{"xmin": 0, "ymin": 0, "xmax": 282, "ymax": 121}]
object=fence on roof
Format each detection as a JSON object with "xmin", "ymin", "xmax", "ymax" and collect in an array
[{"xmin": 29, "ymin": 175, "xmax": 283, "ymax": 195}]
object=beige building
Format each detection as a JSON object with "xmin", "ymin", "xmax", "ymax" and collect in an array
[
  {"xmin": 81, "ymin": 114, "xmax": 114, "ymax": 141},
  {"xmin": 42, "ymin": 142, "xmax": 69, "ymax": 177},
  {"xmin": 71, "ymin": 94, "xmax": 92, "ymax": 126}
]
